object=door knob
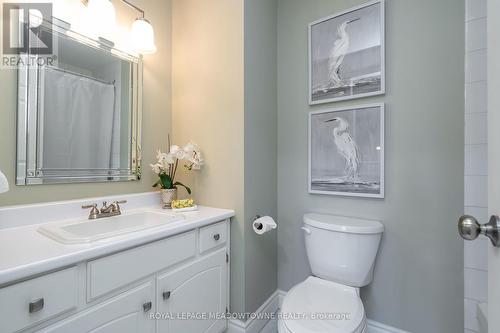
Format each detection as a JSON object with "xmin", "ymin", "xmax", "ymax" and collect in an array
[{"xmin": 458, "ymin": 215, "xmax": 500, "ymax": 247}]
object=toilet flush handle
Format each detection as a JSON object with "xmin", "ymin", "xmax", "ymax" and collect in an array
[{"xmin": 301, "ymin": 227, "xmax": 311, "ymax": 235}]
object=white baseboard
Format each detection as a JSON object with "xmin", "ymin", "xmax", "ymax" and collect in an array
[
  {"xmin": 227, "ymin": 290, "xmax": 280, "ymax": 333},
  {"xmin": 228, "ymin": 289, "xmax": 410, "ymax": 333},
  {"xmin": 366, "ymin": 319, "xmax": 411, "ymax": 333}
]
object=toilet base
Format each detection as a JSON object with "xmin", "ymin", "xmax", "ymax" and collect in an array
[{"xmin": 277, "ymin": 311, "xmax": 367, "ymax": 333}]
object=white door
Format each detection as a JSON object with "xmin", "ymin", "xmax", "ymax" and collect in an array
[
  {"xmin": 488, "ymin": 0, "xmax": 500, "ymax": 331},
  {"xmin": 40, "ymin": 283, "xmax": 154, "ymax": 333},
  {"xmin": 460, "ymin": 2, "xmax": 500, "ymax": 332},
  {"xmin": 157, "ymin": 249, "xmax": 227, "ymax": 333}
]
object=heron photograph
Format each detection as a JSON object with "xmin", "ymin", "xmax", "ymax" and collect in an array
[
  {"xmin": 309, "ymin": 104, "xmax": 384, "ymax": 198},
  {"xmin": 309, "ymin": 0, "xmax": 384, "ymax": 104}
]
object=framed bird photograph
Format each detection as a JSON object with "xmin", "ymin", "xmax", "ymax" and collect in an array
[
  {"xmin": 308, "ymin": 104, "xmax": 385, "ymax": 198},
  {"xmin": 308, "ymin": 0, "xmax": 385, "ymax": 104}
]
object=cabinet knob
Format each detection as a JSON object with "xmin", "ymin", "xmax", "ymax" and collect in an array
[
  {"xmin": 163, "ymin": 291, "xmax": 171, "ymax": 300},
  {"xmin": 213, "ymin": 234, "xmax": 220, "ymax": 241},
  {"xmin": 29, "ymin": 298, "xmax": 44, "ymax": 313},
  {"xmin": 143, "ymin": 301, "xmax": 152, "ymax": 312}
]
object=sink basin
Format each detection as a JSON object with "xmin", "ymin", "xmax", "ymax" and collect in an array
[{"xmin": 38, "ymin": 211, "xmax": 185, "ymax": 244}]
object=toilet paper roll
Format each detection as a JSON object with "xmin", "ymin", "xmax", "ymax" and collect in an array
[{"xmin": 253, "ymin": 216, "xmax": 277, "ymax": 235}]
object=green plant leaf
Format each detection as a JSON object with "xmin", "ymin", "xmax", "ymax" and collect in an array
[
  {"xmin": 174, "ymin": 181, "xmax": 192, "ymax": 195},
  {"xmin": 152, "ymin": 180, "xmax": 161, "ymax": 188},
  {"xmin": 160, "ymin": 173, "xmax": 173, "ymax": 189}
]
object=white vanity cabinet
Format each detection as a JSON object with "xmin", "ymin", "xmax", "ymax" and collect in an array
[
  {"xmin": 157, "ymin": 248, "xmax": 227, "ymax": 333},
  {"xmin": 40, "ymin": 282, "xmax": 155, "ymax": 333},
  {"xmin": 0, "ymin": 219, "xmax": 230, "ymax": 333}
]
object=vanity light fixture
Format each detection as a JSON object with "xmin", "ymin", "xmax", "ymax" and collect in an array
[
  {"xmin": 81, "ymin": 0, "xmax": 157, "ymax": 55},
  {"xmin": 0, "ymin": 170, "xmax": 9, "ymax": 194},
  {"xmin": 130, "ymin": 17, "xmax": 157, "ymax": 54}
]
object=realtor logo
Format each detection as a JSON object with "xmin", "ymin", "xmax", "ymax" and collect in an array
[{"xmin": 2, "ymin": 3, "xmax": 53, "ymax": 55}]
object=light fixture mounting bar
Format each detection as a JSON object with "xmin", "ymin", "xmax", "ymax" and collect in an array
[
  {"xmin": 120, "ymin": 0, "xmax": 145, "ymax": 18},
  {"xmin": 80, "ymin": 0, "xmax": 145, "ymax": 18}
]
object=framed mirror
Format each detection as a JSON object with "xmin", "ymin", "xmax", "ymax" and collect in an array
[{"xmin": 16, "ymin": 17, "xmax": 142, "ymax": 185}]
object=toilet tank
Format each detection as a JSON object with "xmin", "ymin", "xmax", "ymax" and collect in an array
[{"xmin": 303, "ymin": 213, "xmax": 384, "ymax": 287}]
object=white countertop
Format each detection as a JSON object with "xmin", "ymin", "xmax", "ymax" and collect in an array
[{"xmin": 0, "ymin": 206, "xmax": 234, "ymax": 286}]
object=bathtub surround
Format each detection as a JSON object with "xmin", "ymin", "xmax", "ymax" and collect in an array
[
  {"xmin": 277, "ymin": 0, "xmax": 464, "ymax": 332},
  {"xmin": 463, "ymin": 0, "xmax": 488, "ymax": 332},
  {"xmin": 0, "ymin": 0, "xmax": 172, "ymax": 206}
]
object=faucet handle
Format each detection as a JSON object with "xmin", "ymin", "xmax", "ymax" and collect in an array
[
  {"xmin": 82, "ymin": 203, "xmax": 97, "ymax": 209},
  {"xmin": 82, "ymin": 204, "xmax": 99, "ymax": 219},
  {"xmin": 113, "ymin": 200, "xmax": 127, "ymax": 212}
]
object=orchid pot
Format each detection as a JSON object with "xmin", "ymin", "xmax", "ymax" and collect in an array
[{"xmin": 161, "ymin": 188, "xmax": 177, "ymax": 208}]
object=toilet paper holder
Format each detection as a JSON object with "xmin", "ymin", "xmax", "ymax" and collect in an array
[
  {"xmin": 252, "ymin": 215, "xmax": 277, "ymax": 234},
  {"xmin": 253, "ymin": 215, "xmax": 263, "ymax": 230}
]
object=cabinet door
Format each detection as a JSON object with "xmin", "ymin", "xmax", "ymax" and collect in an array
[
  {"xmin": 41, "ymin": 282, "xmax": 154, "ymax": 333},
  {"xmin": 157, "ymin": 249, "xmax": 228, "ymax": 333}
]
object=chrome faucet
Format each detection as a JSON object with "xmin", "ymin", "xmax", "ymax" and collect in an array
[{"xmin": 82, "ymin": 200, "xmax": 127, "ymax": 220}]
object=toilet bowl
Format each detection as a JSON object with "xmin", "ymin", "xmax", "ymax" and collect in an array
[{"xmin": 278, "ymin": 214, "xmax": 383, "ymax": 333}]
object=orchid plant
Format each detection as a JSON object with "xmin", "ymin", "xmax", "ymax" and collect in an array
[{"xmin": 150, "ymin": 139, "xmax": 203, "ymax": 195}]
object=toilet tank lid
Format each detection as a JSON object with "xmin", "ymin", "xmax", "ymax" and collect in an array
[{"xmin": 303, "ymin": 213, "xmax": 384, "ymax": 234}]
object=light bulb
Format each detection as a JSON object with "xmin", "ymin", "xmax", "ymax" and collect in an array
[
  {"xmin": 131, "ymin": 18, "xmax": 157, "ymax": 54},
  {"xmin": 87, "ymin": 0, "xmax": 116, "ymax": 35}
]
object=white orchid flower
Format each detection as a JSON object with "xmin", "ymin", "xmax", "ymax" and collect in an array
[
  {"xmin": 165, "ymin": 153, "xmax": 176, "ymax": 165},
  {"xmin": 150, "ymin": 163, "xmax": 162, "ymax": 174},
  {"xmin": 170, "ymin": 145, "xmax": 186, "ymax": 160},
  {"xmin": 183, "ymin": 143, "xmax": 196, "ymax": 153}
]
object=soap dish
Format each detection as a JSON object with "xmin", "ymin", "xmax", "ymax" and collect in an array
[{"xmin": 172, "ymin": 205, "xmax": 198, "ymax": 213}]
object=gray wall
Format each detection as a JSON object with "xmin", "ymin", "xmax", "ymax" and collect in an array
[
  {"xmin": 277, "ymin": 0, "xmax": 464, "ymax": 332},
  {"xmin": 244, "ymin": 0, "xmax": 278, "ymax": 314},
  {"xmin": 0, "ymin": 0, "xmax": 172, "ymax": 207}
]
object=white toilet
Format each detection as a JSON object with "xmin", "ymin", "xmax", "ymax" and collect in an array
[{"xmin": 278, "ymin": 213, "xmax": 384, "ymax": 333}]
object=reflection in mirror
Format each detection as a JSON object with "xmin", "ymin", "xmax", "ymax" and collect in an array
[{"xmin": 17, "ymin": 18, "xmax": 142, "ymax": 185}]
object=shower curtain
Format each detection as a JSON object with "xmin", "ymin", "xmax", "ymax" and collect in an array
[{"xmin": 38, "ymin": 67, "xmax": 119, "ymax": 172}]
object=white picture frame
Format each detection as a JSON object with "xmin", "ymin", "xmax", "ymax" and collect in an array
[
  {"xmin": 308, "ymin": 103, "xmax": 385, "ymax": 198},
  {"xmin": 308, "ymin": 0, "xmax": 385, "ymax": 105}
]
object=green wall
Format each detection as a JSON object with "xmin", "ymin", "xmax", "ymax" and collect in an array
[
  {"xmin": 0, "ymin": 0, "xmax": 172, "ymax": 207},
  {"xmin": 244, "ymin": 0, "xmax": 278, "ymax": 314},
  {"xmin": 277, "ymin": 0, "xmax": 464, "ymax": 332}
]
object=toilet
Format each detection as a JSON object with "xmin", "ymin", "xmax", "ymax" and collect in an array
[{"xmin": 278, "ymin": 213, "xmax": 384, "ymax": 333}]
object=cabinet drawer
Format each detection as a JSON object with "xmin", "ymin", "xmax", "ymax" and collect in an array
[
  {"xmin": 40, "ymin": 282, "xmax": 154, "ymax": 333},
  {"xmin": 88, "ymin": 231, "xmax": 196, "ymax": 300},
  {"xmin": 0, "ymin": 267, "xmax": 78, "ymax": 333},
  {"xmin": 199, "ymin": 221, "xmax": 227, "ymax": 254}
]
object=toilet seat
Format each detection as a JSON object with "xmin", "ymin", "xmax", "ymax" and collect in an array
[{"xmin": 280, "ymin": 277, "xmax": 366, "ymax": 333}]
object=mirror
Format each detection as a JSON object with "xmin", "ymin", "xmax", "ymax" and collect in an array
[{"xmin": 16, "ymin": 18, "xmax": 142, "ymax": 185}]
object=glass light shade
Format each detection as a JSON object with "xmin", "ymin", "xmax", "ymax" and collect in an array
[
  {"xmin": 87, "ymin": 0, "xmax": 116, "ymax": 35},
  {"xmin": 0, "ymin": 170, "xmax": 9, "ymax": 194},
  {"xmin": 131, "ymin": 18, "xmax": 157, "ymax": 54}
]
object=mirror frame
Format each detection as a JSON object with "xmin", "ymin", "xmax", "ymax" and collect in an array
[{"xmin": 16, "ymin": 18, "xmax": 143, "ymax": 185}]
